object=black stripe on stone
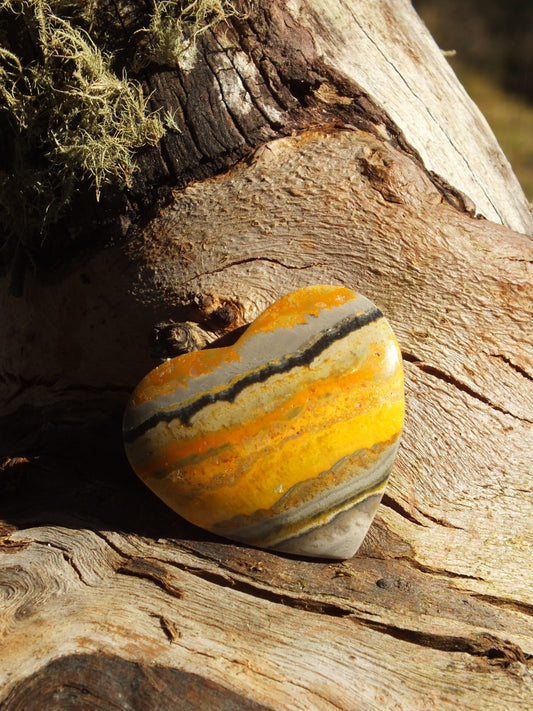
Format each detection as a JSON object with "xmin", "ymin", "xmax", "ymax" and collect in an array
[{"xmin": 124, "ymin": 306, "xmax": 382, "ymax": 444}]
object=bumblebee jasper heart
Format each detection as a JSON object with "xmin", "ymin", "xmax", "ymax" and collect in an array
[{"xmin": 123, "ymin": 285, "xmax": 404, "ymax": 559}]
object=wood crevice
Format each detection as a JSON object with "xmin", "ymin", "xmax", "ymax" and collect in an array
[
  {"xmin": 402, "ymin": 352, "xmax": 532, "ymax": 423},
  {"xmin": 182, "ymin": 255, "xmax": 319, "ymax": 285},
  {"xmin": 489, "ymin": 354, "xmax": 533, "ymax": 382},
  {"xmin": 362, "ymin": 621, "xmax": 530, "ymax": 667},
  {"xmin": 117, "ymin": 552, "xmax": 355, "ymax": 618},
  {"xmin": 470, "ymin": 594, "xmax": 533, "ymax": 619},
  {"xmin": 380, "ymin": 494, "xmax": 430, "ymax": 528},
  {"xmin": 399, "ymin": 557, "xmax": 485, "ymax": 582}
]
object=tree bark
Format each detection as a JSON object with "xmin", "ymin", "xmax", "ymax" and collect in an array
[{"xmin": 1, "ymin": 1, "xmax": 532, "ymax": 709}]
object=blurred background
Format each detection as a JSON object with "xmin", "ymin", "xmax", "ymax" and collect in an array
[{"xmin": 413, "ymin": 0, "xmax": 533, "ymax": 202}]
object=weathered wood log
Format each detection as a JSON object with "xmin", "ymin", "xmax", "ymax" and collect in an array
[{"xmin": 1, "ymin": 1, "xmax": 532, "ymax": 709}]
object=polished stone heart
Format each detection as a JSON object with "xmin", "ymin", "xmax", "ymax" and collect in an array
[{"xmin": 123, "ymin": 285, "xmax": 404, "ymax": 559}]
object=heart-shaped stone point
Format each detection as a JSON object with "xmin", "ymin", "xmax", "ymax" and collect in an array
[{"xmin": 123, "ymin": 285, "xmax": 404, "ymax": 559}]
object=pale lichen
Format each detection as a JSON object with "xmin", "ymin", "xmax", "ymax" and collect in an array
[
  {"xmin": 0, "ymin": 0, "xmax": 244, "ymax": 251},
  {"xmin": 0, "ymin": 0, "xmax": 164, "ymax": 245},
  {"xmin": 140, "ymin": 0, "xmax": 240, "ymax": 67}
]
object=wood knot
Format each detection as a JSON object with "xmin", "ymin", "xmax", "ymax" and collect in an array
[
  {"xmin": 150, "ymin": 321, "xmax": 207, "ymax": 360},
  {"xmin": 210, "ymin": 304, "xmax": 239, "ymax": 328},
  {"xmin": 191, "ymin": 293, "xmax": 243, "ymax": 332}
]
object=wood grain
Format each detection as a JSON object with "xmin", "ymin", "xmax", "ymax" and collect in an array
[
  {"xmin": 1, "ymin": 0, "xmax": 532, "ymax": 708},
  {"xmin": 293, "ymin": 0, "xmax": 533, "ymax": 233},
  {"xmin": 1, "ymin": 125, "xmax": 532, "ymax": 709}
]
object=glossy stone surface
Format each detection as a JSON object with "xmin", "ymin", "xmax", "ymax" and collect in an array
[{"xmin": 123, "ymin": 285, "xmax": 404, "ymax": 559}]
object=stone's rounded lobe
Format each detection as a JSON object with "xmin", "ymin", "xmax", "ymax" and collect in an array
[{"xmin": 123, "ymin": 285, "xmax": 404, "ymax": 560}]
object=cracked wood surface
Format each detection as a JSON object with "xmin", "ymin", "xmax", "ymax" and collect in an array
[
  {"xmin": 1, "ymin": 126, "xmax": 532, "ymax": 710},
  {"xmin": 1, "ymin": 0, "xmax": 533, "ymax": 709}
]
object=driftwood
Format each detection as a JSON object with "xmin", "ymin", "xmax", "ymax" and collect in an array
[{"xmin": 1, "ymin": 1, "xmax": 532, "ymax": 709}]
